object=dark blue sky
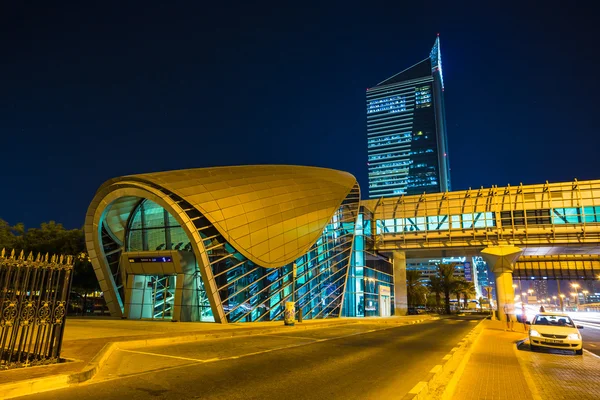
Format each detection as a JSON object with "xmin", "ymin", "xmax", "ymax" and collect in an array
[{"xmin": 1, "ymin": 1, "xmax": 597, "ymax": 229}]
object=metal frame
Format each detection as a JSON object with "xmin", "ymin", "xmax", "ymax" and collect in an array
[
  {"xmin": 0, "ymin": 250, "xmax": 73, "ymax": 369},
  {"xmin": 363, "ymin": 179, "xmax": 600, "ymax": 254}
]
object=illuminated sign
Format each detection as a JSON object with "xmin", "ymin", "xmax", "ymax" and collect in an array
[
  {"xmin": 464, "ymin": 262, "xmax": 472, "ymax": 282},
  {"xmin": 128, "ymin": 257, "xmax": 173, "ymax": 263}
]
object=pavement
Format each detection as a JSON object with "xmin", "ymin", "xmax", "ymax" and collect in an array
[
  {"xmin": 450, "ymin": 318, "xmax": 600, "ymax": 400},
  {"xmin": 6, "ymin": 315, "xmax": 481, "ymax": 400},
  {"xmin": 0, "ymin": 314, "xmax": 437, "ymax": 399}
]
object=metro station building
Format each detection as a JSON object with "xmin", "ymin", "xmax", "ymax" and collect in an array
[{"xmin": 85, "ymin": 165, "xmax": 399, "ymax": 323}]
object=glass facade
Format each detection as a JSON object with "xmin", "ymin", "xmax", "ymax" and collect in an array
[
  {"xmin": 367, "ymin": 36, "xmax": 450, "ymax": 198},
  {"xmin": 124, "ymin": 199, "xmax": 213, "ymax": 321},
  {"xmin": 105, "ymin": 185, "xmax": 363, "ymax": 323},
  {"xmin": 472, "ymin": 256, "xmax": 491, "ymax": 299},
  {"xmin": 342, "ymin": 207, "xmax": 395, "ymax": 317},
  {"xmin": 201, "ymin": 183, "xmax": 361, "ymax": 323}
]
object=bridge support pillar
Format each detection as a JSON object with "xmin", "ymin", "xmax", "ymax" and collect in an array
[
  {"xmin": 480, "ymin": 246, "xmax": 522, "ymax": 322},
  {"xmin": 392, "ymin": 251, "xmax": 408, "ymax": 316}
]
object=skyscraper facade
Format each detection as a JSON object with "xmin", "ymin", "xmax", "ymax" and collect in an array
[{"xmin": 367, "ymin": 36, "xmax": 450, "ymax": 198}]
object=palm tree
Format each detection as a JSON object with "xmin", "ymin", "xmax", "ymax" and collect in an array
[
  {"xmin": 406, "ymin": 270, "xmax": 426, "ymax": 309},
  {"xmin": 427, "ymin": 275, "xmax": 444, "ymax": 312},
  {"xmin": 437, "ymin": 263, "xmax": 458, "ymax": 315},
  {"xmin": 460, "ymin": 281, "xmax": 477, "ymax": 309},
  {"xmin": 452, "ymin": 278, "xmax": 467, "ymax": 310}
]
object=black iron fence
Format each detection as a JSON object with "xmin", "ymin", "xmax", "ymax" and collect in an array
[{"xmin": 0, "ymin": 249, "xmax": 74, "ymax": 369}]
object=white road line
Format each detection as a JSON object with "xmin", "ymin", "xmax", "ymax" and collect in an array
[
  {"xmin": 583, "ymin": 349, "xmax": 600, "ymax": 360},
  {"xmin": 576, "ymin": 322, "xmax": 600, "ymax": 330},
  {"xmin": 113, "ymin": 324, "xmax": 403, "ymax": 370},
  {"xmin": 258, "ymin": 333, "xmax": 320, "ymax": 341},
  {"xmin": 118, "ymin": 349, "xmax": 205, "ymax": 363}
]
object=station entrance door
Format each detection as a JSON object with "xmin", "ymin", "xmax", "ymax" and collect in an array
[{"xmin": 379, "ymin": 285, "xmax": 391, "ymax": 317}]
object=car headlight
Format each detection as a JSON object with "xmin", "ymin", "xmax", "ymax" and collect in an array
[
  {"xmin": 530, "ymin": 330, "xmax": 540, "ymax": 337},
  {"xmin": 567, "ymin": 333, "xmax": 581, "ymax": 340}
]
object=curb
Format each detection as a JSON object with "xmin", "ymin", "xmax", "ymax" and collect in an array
[
  {"xmin": 401, "ymin": 319, "xmax": 485, "ymax": 400},
  {"xmin": 0, "ymin": 316, "xmax": 433, "ymax": 399}
]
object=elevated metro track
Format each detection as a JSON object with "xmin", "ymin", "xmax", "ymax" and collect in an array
[{"xmin": 364, "ymin": 179, "xmax": 600, "ymax": 258}]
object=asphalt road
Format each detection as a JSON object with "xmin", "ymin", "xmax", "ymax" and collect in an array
[
  {"xmin": 571, "ymin": 312, "xmax": 600, "ymax": 357},
  {"xmin": 19, "ymin": 317, "xmax": 482, "ymax": 400}
]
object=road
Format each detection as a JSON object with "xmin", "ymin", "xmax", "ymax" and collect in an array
[
  {"xmin": 571, "ymin": 312, "xmax": 600, "ymax": 357},
  {"xmin": 19, "ymin": 317, "xmax": 482, "ymax": 400}
]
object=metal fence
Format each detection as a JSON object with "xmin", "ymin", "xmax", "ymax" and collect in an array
[{"xmin": 0, "ymin": 249, "xmax": 73, "ymax": 369}]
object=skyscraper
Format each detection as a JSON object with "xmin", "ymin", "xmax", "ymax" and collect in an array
[{"xmin": 367, "ymin": 36, "xmax": 450, "ymax": 198}]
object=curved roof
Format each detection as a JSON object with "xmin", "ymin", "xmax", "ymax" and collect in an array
[{"xmin": 98, "ymin": 165, "xmax": 358, "ymax": 268}]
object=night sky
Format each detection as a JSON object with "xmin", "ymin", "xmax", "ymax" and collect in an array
[{"xmin": 1, "ymin": 2, "xmax": 598, "ymax": 229}]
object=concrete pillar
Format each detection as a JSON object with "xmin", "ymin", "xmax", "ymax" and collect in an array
[
  {"xmin": 393, "ymin": 251, "xmax": 408, "ymax": 316},
  {"xmin": 480, "ymin": 246, "xmax": 522, "ymax": 322}
]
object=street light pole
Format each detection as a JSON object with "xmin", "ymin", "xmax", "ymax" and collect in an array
[{"xmin": 571, "ymin": 283, "xmax": 580, "ymax": 311}]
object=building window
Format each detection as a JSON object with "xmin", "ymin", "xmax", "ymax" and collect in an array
[
  {"xmin": 415, "ymin": 86, "xmax": 431, "ymax": 108},
  {"xmin": 367, "ymin": 95, "xmax": 407, "ymax": 114}
]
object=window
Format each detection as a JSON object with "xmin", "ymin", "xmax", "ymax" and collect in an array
[
  {"xmin": 367, "ymin": 95, "xmax": 407, "ymax": 114},
  {"xmin": 415, "ymin": 86, "xmax": 432, "ymax": 108},
  {"xmin": 552, "ymin": 208, "xmax": 581, "ymax": 224}
]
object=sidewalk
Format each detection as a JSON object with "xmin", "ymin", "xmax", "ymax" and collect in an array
[
  {"xmin": 0, "ymin": 314, "xmax": 434, "ymax": 399},
  {"xmin": 450, "ymin": 319, "xmax": 600, "ymax": 400}
]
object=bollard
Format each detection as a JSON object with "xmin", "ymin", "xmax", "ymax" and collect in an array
[
  {"xmin": 284, "ymin": 302, "xmax": 295, "ymax": 326},
  {"xmin": 298, "ymin": 307, "xmax": 303, "ymax": 323}
]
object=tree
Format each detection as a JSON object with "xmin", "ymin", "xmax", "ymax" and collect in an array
[
  {"xmin": 427, "ymin": 275, "xmax": 444, "ymax": 311},
  {"xmin": 460, "ymin": 280, "xmax": 477, "ymax": 309},
  {"xmin": 437, "ymin": 263, "xmax": 458, "ymax": 315},
  {"xmin": 0, "ymin": 218, "xmax": 21, "ymax": 250},
  {"xmin": 72, "ymin": 253, "xmax": 101, "ymax": 315},
  {"xmin": 406, "ymin": 270, "xmax": 427, "ymax": 309},
  {"xmin": 0, "ymin": 219, "xmax": 96, "ymax": 303},
  {"xmin": 452, "ymin": 278, "xmax": 467, "ymax": 309}
]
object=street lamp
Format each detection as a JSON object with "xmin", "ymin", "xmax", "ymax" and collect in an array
[
  {"xmin": 552, "ymin": 295, "xmax": 557, "ymax": 307},
  {"xmin": 571, "ymin": 283, "xmax": 581, "ymax": 310},
  {"xmin": 559, "ymin": 293, "xmax": 566, "ymax": 311},
  {"xmin": 582, "ymin": 290, "xmax": 589, "ymax": 304}
]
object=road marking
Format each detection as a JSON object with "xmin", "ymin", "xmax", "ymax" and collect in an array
[
  {"xmin": 583, "ymin": 349, "xmax": 600, "ymax": 360},
  {"xmin": 408, "ymin": 381, "xmax": 429, "ymax": 395},
  {"xmin": 95, "ymin": 323, "xmax": 412, "ymax": 384},
  {"xmin": 575, "ymin": 321, "xmax": 600, "ymax": 330},
  {"xmin": 429, "ymin": 365, "xmax": 442, "ymax": 374},
  {"xmin": 118, "ymin": 349, "xmax": 205, "ymax": 363},
  {"xmin": 258, "ymin": 333, "xmax": 319, "ymax": 341},
  {"xmin": 590, "ymin": 343, "xmax": 597, "ymax": 347}
]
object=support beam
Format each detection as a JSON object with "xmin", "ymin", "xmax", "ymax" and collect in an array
[
  {"xmin": 480, "ymin": 246, "xmax": 522, "ymax": 322},
  {"xmin": 393, "ymin": 251, "xmax": 408, "ymax": 316}
]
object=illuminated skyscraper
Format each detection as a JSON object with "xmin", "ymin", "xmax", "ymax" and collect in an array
[{"xmin": 367, "ymin": 36, "xmax": 450, "ymax": 198}]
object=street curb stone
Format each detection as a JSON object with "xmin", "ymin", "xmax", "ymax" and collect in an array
[
  {"xmin": 1, "ymin": 315, "xmax": 434, "ymax": 399},
  {"xmin": 401, "ymin": 319, "xmax": 486, "ymax": 400}
]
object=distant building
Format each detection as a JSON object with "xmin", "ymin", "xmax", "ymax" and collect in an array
[
  {"xmin": 367, "ymin": 36, "xmax": 450, "ymax": 198},
  {"xmin": 406, "ymin": 257, "xmax": 471, "ymax": 282},
  {"xmin": 471, "ymin": 256, "xmax": 491, "ymax": 299},
  {"xmin": 532, "ymin": 280, "xmax": 549, "ymax": 301}
]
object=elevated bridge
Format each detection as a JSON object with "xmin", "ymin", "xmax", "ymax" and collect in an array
[{"xmin": 363, "ymin": 179, "xmax": 600, "ymax": 319}]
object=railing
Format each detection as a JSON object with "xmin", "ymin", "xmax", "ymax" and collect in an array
[
  {"xmin": 0, "ymin": 249, "xmax": 73, "ymax": 369},
  {"xmin": 363, "ymin": 179, "xmax": 600, "ymax": 250}
]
